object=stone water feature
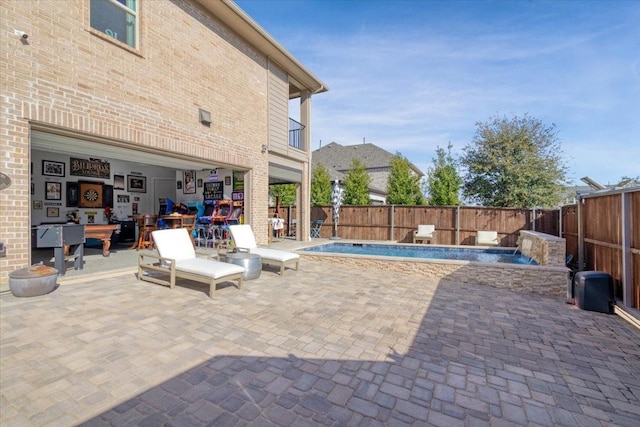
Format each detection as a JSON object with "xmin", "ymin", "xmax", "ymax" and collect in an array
[{"xmin": 516, "ymin": 230, "xmax": 566, "ymax": 267}]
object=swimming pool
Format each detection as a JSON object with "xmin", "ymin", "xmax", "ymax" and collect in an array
[
  {"xmin": 302, "ymin": 242, "xmax": 536, "ymax": 265},
  {"xmin": 297, "ymin": 241, "xmax": 568, "ymax": 297}
]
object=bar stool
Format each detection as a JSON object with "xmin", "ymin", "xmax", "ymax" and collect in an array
[
  {"xmin": 136, "ymin": 214, "xmax": 158, "ymax": 250},
  {"xmin": 195, "ymin": 223, "xmax": 217, "ymax": 248}
]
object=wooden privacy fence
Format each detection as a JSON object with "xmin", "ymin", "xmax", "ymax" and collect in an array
[
  {"xmin": 269, "ymin": 205, "xmax": 559, "ymax": 247},
  {"xmin": 562, "ymin": 188, "xmax": 639, "ymax": 311}
]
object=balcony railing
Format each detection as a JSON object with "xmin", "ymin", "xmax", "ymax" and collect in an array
[{"xmin": 289, "ymin": 118, "xmax": 305, "ymax": 150}]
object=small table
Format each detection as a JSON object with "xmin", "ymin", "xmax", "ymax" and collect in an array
[{"xmin": 220, "ymin": 252, "xmax": 261, "ymax": 280}]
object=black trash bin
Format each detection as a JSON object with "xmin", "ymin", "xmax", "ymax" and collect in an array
[{"xmin": 574, "ymin": 271, "xmax": 613, "ymax": 314}]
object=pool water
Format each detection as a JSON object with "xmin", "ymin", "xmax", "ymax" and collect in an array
[{"xmin": 302, "ymin": 243, "xmax": 537, "ymax": 265}]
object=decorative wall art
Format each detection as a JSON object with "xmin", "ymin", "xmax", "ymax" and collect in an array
[
  {"xmin": 233, "ymin": 170, "xmax": 244, "ymax": 191},
  {"xmin": 103, "ymin": 185, "xmax": 113, "ymax": 207},
  {"xmin": 70, "ymin": 157, "xmax": 110, "ymax": 179},
  {"xmin": 33, "ymin": 200, "xmax": 43, "ymax": 210},
  {"xmin": 183, "ymin": 170, "xmax": 196, "ymax": 194},
  {"xmin": 113, "ymin": 174, "xmax": 125, "ymax": 190},
  {"xmin": 78, "ymin": 181, "xmax": 104, "ymax": 208},
  {"xmin": 127, "ymin": 175, "xmax": 146, "ymax": 193},
  {"xmin": 45, "ymin": 182, "xmax": 62, "ymax": 200},
  {"xmin": 42, "ymin": 160, "xmax": 65, "ymax": 177},
  {"xmin": 197, "ymin": 178, "xmax": 203, "ymax": 188},
  {"xmin": 46, "ymin": 207, "xmax": 59, "ymax": 217},
  {"xmin": 203, "ymin": 181, "xmax": 223, "ymax": 200},
  {"xmin": 66, "ymin": 182, "xmax": 79, "ymax": 207}
]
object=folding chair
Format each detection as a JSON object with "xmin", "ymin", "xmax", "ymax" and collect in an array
[{"xmin": 310, "ymin": 219, "xmax": 323, "ymax": 238}]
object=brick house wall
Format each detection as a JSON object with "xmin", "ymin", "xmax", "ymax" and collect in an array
[{"xmin": 0, "ymin": 0, "xmax": 289, "ymax": 283}]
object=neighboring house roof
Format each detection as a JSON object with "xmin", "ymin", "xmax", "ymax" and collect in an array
[
  {"xmin": 562, "ymin": 179, "xmax": 640, "ymax": 204},
  {"xmin": 312, "ymin": 142, "xmax": 423, "ymax": 176},
  {"xmin": 312, "ymin": 142, "xmax": 424, "ymax": 201}
]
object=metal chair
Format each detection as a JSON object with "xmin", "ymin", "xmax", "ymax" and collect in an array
[{"xmin": 310, "ymin": 219, "xmax": 323, "ymax": 238}]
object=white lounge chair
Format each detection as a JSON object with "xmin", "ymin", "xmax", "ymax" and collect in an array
[
  {"xmin": 413, "ymin": 224, "xmax": 436, "ymax": 244},
  {"xmin": 476, "ymin": 230, "xmax": 499, "ymax": 246},
  {"xmin": 137, "ymin": 228, "xmax": 245, "ymax": 298},
  {"xmin": 228, "ymin": 224, "xmax": 300, "ymax": 275}
]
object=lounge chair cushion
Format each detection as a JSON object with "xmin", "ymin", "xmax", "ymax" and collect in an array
[
  {"xmin": 175, "ymin": 258, "xmax": 244, "ymax": 279},
  {"xmin": 476, "ymin": 231, "xmax": 499, "ymax": 246},
  {"xmin": 416, "ymin": 225, "xmax": 435, "ymax": 237},
  {"xmin": 229, "ymin": 224, "xmax": 260, "ymax": 249},
  {"xmin": 250, "ymin": 247, "xmax": 299, "ymax": 263},
  {"xmin": 228, "ymin": 224, "xmax": 300, "ymax": 274},
  {"xmin": 152, "ymin": 228, "xmax": 196, "ymax": 261}
]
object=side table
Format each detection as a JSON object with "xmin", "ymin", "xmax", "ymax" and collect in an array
[{"xmin": 220, "ymin": 252, "xmax": 262, "ymax": 280}]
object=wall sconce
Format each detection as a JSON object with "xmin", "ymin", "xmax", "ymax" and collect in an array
[
  {"xmin": 199, "ymin": 108, "xmax": 212, "ymax": 126},
  {"xmin": 261, "ymin": 144, "xmax": 269, "ymax": 154}
]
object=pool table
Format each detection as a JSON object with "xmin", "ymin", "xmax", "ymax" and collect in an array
[{"xmin": 84, "ymin": 224, "xmax": 121, "ymax": 257}]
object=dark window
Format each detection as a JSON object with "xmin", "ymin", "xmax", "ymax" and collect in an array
[{"xmin": 90, "ymin": 0, "xmax": 137, "ymax": 48}]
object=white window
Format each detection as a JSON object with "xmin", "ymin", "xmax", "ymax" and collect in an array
[{"xmin": 90, "ymin": 0, "xmax": 137, "ymax": 48}]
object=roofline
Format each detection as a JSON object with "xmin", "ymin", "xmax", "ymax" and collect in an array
[{"xmin": 196, "ymin": 0, "xmax": 329, "ymax": 95}]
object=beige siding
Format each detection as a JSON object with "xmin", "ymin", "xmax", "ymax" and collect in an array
[{"xmin": 267, "ymin": 60, "xmax": 289, "ymax": 152}]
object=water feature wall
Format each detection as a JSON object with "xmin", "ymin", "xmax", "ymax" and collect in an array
[{"xmin": 516, "ymin": 231, "xmax": 566, "ymax": 267}]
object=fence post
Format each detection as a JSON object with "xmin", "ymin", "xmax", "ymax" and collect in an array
[
  {"xmin": 559, "ymin": 206, "xmax": 563, "ymax": 239},
  {"xmin": 577, "ymin": 196, "xmax": 584, "ymax": 271},
  {"xmin": 533, "ymin": 207, "xmax": 537, "ymax": 231},
  {"xmin": 456, "ymin": 205, "xmax": 460, "ymax": 245},
  {"xmin": 621, "ymin": 192, "xmax": 632, "ymax": 308},
  {"xmin": 390, "ymin": 205, "xmax": 395, "ymax": 241}
]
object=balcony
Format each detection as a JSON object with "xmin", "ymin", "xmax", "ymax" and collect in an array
[{"xmin": 289, "ymin": 118, "xmax": 305, "ymax": 150}]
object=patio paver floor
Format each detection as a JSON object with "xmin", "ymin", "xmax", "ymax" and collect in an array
[{"xmin": 1, "ymin": 259, "xmax": 639, "ymax": 426}]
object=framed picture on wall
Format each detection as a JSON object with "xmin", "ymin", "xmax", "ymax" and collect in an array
[
  {"xmin": 113, "ymin": 174, "xmax": 125, "ymax": 190},
  {"xmin": 127, "ymin": 175, "xmax": 146, "ymax": 193},
  {"xmin": 103, "ymin": 184, "xmax": 113, "ymax": 207},
  {"xmin": 42, "ymin": 160, "xmax": 65, "ymax": 177},
  {"xmin": 224, "ymin": 176, "xmax": 231, "ymax": 186},
  {"xmin": 197, "ymin": 178, "xmax": 203, "ymax": 188},
  {"xmin": 66, "ymin": 182, "xmax": 79, "ymax": 207},
  {"xmin": 45, "ymin": 182, "xmax": 62, "ymax": 200},
  {"xmin": 183, "ymin": 170, "xmax": 196, "ymax": 194},
  {"xmin": 46, "ymin": 207, "xmax": 59, "ymax": 217},
  {"xmin": 33, "ymin": 200, "xmax": 43, "ymax": 210}
]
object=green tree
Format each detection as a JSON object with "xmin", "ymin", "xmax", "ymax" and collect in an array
[
  {"xmin": 269, "ymin": 183, "xmax": 297, "ymax": 207},
  {"xmin": 342, "ymin": 159, "xmax": 371, "ymax": 205},
  {"xmin": 386, "ymin": 153, "xmax": 425, "ymax": 205},
  {"xmin": 310, "ymin": 163, "xmax": 331, "ymax": 206},
  {"xmin": 425, "ymin": 143, "xmax": 462, "ymax": 206},
  {"xmin": 461, "ymin": 114, "xmax": 568, "ymax": 208}
]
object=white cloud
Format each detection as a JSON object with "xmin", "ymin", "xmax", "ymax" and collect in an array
[{"xmin": 245, "ymin": 0, "xmax": 640, "ymax": 185}]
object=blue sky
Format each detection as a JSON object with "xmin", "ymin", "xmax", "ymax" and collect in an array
[{"xmin": 236, "ymin": 0, "xmax": 639, "ymax": 187}]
